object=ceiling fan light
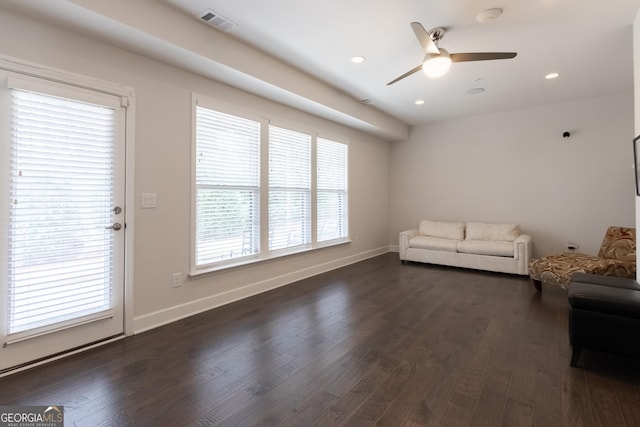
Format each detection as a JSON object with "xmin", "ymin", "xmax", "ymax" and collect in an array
[{"xmin": 422, "ymin": 49, "xmax": 452, "ymax": 78}]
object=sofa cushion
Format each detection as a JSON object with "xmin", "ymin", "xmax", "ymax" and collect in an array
[
  {"xmin": 456, "ymin": 240, "xmax": 514, "ymax": 257},
  {"xmin": 418, "ymin": 220, "xmax": 465, "ymax": 240},
  {"xmin": 410, "ymin": 236, "xmax": 458, "ymax": 252},
  {"xmin": 465, "ymin": 222, "xmax": 520, "ymax": 242},
  {"xmin": 528, "ymin": 253, "xmax": 636, "ymax": 287},
  {"xmin": 597, "ymin": 226, "xmax": 636, "ymax": 261}
]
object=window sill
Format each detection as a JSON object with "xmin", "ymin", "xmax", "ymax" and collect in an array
[{"xmin": 189, "ymin": 238, "xmax": 352, "ymax": 278}]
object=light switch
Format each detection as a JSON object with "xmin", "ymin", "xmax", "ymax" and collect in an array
[{"xmin": 141, "ymin": 193, "xmax": 157, "ymax": 209}]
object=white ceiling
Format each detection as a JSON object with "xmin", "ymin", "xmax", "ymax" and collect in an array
[
  {"xmin": 1, "ymin": 0, "xmax": 639, "ymax": 133},
  {"xmin": 159, "ymin": 0, "xmax": 639, "ymax": 125}
]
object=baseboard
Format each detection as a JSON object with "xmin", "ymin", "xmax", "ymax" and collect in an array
[
  {"xmin": 389, "ymin": 245, "xmax": 399, "ymax": 253},
  {"xmin": 132, "ymin": 246, "xmax": 391, "ymax": 334}
]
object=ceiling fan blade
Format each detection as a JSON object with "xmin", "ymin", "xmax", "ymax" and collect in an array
[
  {"xmin": 450, "ymin": 52, "xmax": 517, "ymax": 62},
  {"xmin": 387, "ymin": 64, "xmax": 424, "ymax": 86},
  {"xmin": 410, "ymin": 22, "xmax": 440, "ymax": 55}
]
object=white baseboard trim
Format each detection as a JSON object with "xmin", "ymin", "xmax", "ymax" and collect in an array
[
  {"xmin": 132, "ymin": 246, "xmax": 391, "ymax": 334},
  {"xmin": 389, "ymin": 245, "xmax": 399, "ymax": 253}
]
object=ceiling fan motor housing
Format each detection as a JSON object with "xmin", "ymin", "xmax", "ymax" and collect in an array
[{"xmin": 429, "ymin": 27, "xmax": 446, "ymax": 43}]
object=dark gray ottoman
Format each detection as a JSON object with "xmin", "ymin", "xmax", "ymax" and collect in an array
[{"xmin": 568, "ymin": 275, "xmax": 640, "ymax": 367}]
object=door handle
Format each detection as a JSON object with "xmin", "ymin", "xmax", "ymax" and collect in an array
[{"xmin": 105, "ymin": 223, "xmax": 122, "ymax": 231}]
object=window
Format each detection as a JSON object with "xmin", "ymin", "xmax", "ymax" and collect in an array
[
  {"xmin": 317, "ymin": 138, "xmax": 348, "ymax": 242},
  {"xmin": 192, "ymin": 97, "xmax": 349, "ymax": 274},
  {"xmin": 194, "ymin": 107, "xmax": 261, "ymax": 266},
  {"xmin": 268, "ymin": 125, "xmax": 311, "ymax": 251}
]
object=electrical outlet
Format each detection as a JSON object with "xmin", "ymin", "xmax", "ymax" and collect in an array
[{"xmin": 172, "ymin": 272, "xmax": 182, "ymax": 288}]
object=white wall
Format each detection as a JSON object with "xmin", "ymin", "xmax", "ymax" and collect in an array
[
  {"xmin": 0, "ymin": 10, "xmax": 391, "ymax": 332},
  {"xmin": 634, "ymin": 11, "xmax": 640, "ymax": 273},
  {"xmin": 390, "ymin": 93, "xmax": 635, "ymax": 258}
]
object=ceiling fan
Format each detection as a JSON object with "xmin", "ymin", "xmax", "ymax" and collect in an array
[{"xmin": 387, "ymin": 22, "xmax": 517, "ymax": 85}]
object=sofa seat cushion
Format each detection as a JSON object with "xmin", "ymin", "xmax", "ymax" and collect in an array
[
  {"xmin": 465, "ymin": 222, "xmax": 520, "ymax": 242},
  {"xmin": 456, "ymin": 240, "xmax": 514, "ymax": 257},
  {"xmin": 409, "ymin": 235, "xmax": 459, "ymax": 252},
  {"xmin": 418, "ymin": 220, "xmax": 465, "ymax": 241},
  {"xmin": 529, "ymin": 252, "xmax": 636, "ymax": 287}
]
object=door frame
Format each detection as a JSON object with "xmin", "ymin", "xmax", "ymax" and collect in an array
[{"xmin": 0, "ymin": 54, "xmax": 136, "ymax": 368}]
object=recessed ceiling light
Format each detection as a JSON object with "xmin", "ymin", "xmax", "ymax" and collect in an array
[
  {"xmin": 476, "ymin": 8, "xmax": 503, "ymax": 23},
  {"xmin": 415, "ymin": 99, "xmax": 425, "ymax": 106},
  {"xmin": 351, "ymin": 56, "xmax": 365, "ymax": 64},
  {"xmin": 545, "ymin": 72, "xmax": 560, "ymax": 80}
]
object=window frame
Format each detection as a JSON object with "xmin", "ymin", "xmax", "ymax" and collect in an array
[
  {"xmin": 193, "ymin": 102, "xmax": 263, "ymax": 267},
  {"xmin": 267, "ymin": 121, "xmax": 313, "ymax": 253},
  {"xmin": 190, "ymin": 95, "xmax": 350, "ymax": 277},
  {"xmin": 317, "ymin": 136, "xmax": 349, "ymax": 244}
]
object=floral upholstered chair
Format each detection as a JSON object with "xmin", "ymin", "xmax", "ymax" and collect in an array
[{"xmin": 529, "ymin": 226, "xmax": 636, "ymax": 291}]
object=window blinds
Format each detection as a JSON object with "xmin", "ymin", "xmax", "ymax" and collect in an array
[
  {"xmin": 195, "ymin": 107, "xmax": 261, "ymax": 265},
  {"xmin": 192, "ymin": 100, "xmax": 349, "ymax": 272},
  {"xmin": 8, "ymin": 89, "xmax": 115, "ymax": 335},
  {"xmin": 317, "ymin": 138, "xmax": 348, "ymax": 241},
  {"xmin": 268, "ymin": 125, "xmax": 311, "ymax": 250}
]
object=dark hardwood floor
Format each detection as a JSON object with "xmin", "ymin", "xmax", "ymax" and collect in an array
[{"xmin": 2, "ymin": 253, "xmax": 640, "ymax": 426}]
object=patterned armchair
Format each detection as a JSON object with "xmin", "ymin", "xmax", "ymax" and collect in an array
[{"xmin": 529, "ymin": 226, "xmax": 636, "ymax": 291}]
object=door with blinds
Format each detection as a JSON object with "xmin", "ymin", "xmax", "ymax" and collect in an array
[{"xmin": 0, "ymin": 71, "xmax": 127, "ymax": 372}]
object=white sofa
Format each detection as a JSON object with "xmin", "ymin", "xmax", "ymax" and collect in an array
[{"xmin": 399, "ymin": 220, "xmax": 532, "ymax": 275}]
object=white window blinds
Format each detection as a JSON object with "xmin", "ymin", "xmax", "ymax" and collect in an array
[
  {"xmin": 8, "ymin": 89, "xmax": 115, "ymax": 335},
  {"xmin": 191, "ymin": 97, "xmax": 350, "ymax": 273},
  {"xmin": 268, "ymin": 125, "xmax": 311, "ymax": 250},
  {"xmin": 317, "ymin": 138, "xmax": 348, "ymax": 242},
  {"xmin": 195, "ymin": 107, "xmax": 261, "ymax": 266}
]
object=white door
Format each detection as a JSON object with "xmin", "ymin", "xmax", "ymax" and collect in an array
[{"xmin": 0, "ymin": 70, "xmax": 127, "ymax": 373}]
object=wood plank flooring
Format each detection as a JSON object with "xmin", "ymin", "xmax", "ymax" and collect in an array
[{"xmin": 2, "ymin": 253, "xmax": 640, "ymax": 426}]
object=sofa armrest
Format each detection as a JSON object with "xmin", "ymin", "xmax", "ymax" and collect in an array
[
  {"xmin": 513, "ymin": 234, "xmax": 532, "ymax": 257},
  {"xmin": 399, "ymin": 229, "xmax": 418, "ymax": 260},
  {"xmin": 514, "ymin": 234, "xmax": 532, "ymax": 274}
]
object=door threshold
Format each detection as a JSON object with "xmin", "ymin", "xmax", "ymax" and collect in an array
[{"xmin": 0, "ymin": 334, "xmax": 126, "ymax": 378}]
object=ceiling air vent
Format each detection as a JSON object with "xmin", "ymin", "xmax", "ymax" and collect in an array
[{"xmin": 199, "ymin": 9, "xmax": 236, "ymax": 31}]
